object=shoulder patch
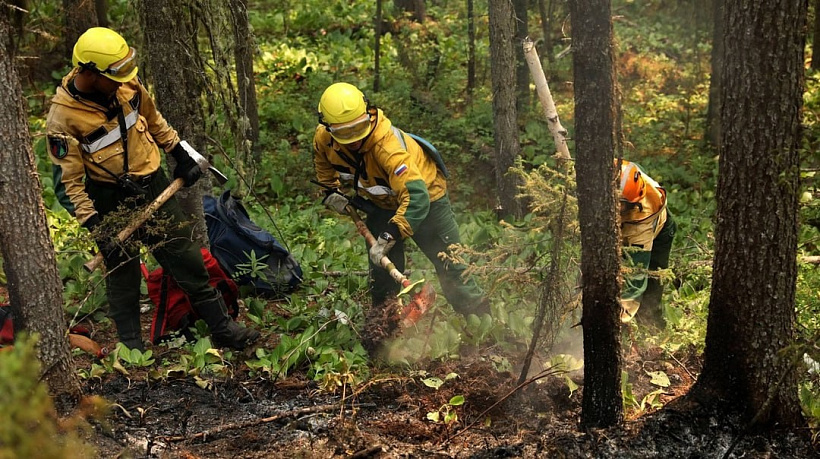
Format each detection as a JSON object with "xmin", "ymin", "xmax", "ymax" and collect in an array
[{"xmin": 48, "ymin": 136, "xmax": 68, "ymax": 159}]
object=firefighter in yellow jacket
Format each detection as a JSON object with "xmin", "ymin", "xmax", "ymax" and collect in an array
[
  {"xmin": 618, "ymin": 160, "xmax": 676, "ymax": 326},
  {"xmin": 46, "ymin": 27, "xmax": 259, "ymax": 351},
  {"xmin": 313, "ymin": 82, "xmax": 489, "ymax": 319}
]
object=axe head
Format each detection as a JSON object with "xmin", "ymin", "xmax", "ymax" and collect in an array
[
  {"xmin": 178, "ymin": 140, "xmax": 229, "ymax": 185},
  {"xmin": 399, "ymin": 283, "xmax": 436, "ymax": 328}
]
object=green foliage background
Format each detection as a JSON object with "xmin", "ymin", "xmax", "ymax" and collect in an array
[{"xmin": 5, "ymin": 0, "xmax": 819, "ymax": 432}]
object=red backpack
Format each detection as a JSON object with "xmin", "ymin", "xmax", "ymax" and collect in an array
[
  {"xmin": 0, "ymin": 304, "xmax": 13, "ymax": 346},
  {"xmin": 142, "ymin": 248, "xmax": 239, "ymax": 345}
]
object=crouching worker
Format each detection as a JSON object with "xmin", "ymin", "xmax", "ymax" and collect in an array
[
  {"xmin": 312, "ymin": 82, "xmax": 490, "ymax": 334},
  {"xmin": 618, "ymin": 160, "xmax": 676, "ymax": 326},
  {"xmin": 46, "ymin": 27, "xmax": 260, "ymax": 351}
]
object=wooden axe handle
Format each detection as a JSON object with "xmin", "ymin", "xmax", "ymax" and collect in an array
[
  {"xmin": 345, "ymin": 205, "xmax": 411, "ymax": 287},
  {"xmin": 84, "ymin": 177, "xmax": 185, "ymax": 272}
]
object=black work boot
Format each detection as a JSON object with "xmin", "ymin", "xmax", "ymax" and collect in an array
[
  {"xmin": 193, "ymin": 292, "xmax": 260, "ymax": 350},
  {"xmin": 113, "ymin": 311, "xmax": 145, "ymax": 352}
]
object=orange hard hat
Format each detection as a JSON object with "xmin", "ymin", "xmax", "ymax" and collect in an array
[{"xmin": 619, "ymin": 160, "xmax": 646, "ymax": 203}]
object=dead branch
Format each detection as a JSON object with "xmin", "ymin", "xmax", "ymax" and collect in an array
[{"xmin": 162, "ymin": 403, "xmax": 348, "ymax": 442}]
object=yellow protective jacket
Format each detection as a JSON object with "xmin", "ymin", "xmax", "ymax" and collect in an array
[
  {"xmin": 313, "ymin": 109, "xmax": 447, "ymax": 238},
  {"xmin": 620, "ymin": 166, "xmax": 668, "ymax": 302},
  {"xmin": 46, "ymin": 69, "xmax": 180, "ymax": 226}
]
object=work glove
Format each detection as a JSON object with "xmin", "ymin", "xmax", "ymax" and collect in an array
[
  {"xmin": 170, "ymin": 140, "xmax": 204, "ymax": 187},
  {"xmin": 322, "ymin": 191, "xmax": 350, "ymax": 214},
  {"xmin": 369, "ymin": 231, "xmax": 397, "ymax": 266}
]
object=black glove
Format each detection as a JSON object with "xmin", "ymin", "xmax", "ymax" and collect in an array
[{"xmin": 170, "ymin": 141, "xmax": 204, "ymax": 187}]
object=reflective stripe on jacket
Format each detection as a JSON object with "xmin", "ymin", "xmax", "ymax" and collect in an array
[
  {"xmin": 313, "ymin": 109, "xmax": 447, "ymax": 238},
  {"xmin": 46, "ymin": 69, "xmax": 180, "ymax": 225}
]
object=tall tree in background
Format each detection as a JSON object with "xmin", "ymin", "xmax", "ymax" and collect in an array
[
  {"xmin": 62, "ymin": 0, "xmax": 97, "ymax": 59},
  {"xmin": 138, "ymin": 0, "xmax": 209, "ymax": 247},
  {"xmin": 229, "ymin": 0, "xmax": 260, "ymax": 157},
  {"xmin": 513, "ymin": 0, "xmax": 530, "ymax": 111},
  {"xmin": 489, "ymin": 0, "xmax": 523, "ymax": 219},
  {"xmin": 0, "ymin": 9, "xmax": 81, "ymax": 410},
  {"xmin": 394, "ymin": 0, "xmax": 426, "ymax": 22},
  {"xmin": 705, "ymin": 0, "xmax": 724, "ymax": 147},
  {"xmin": 813, "ymin": 0, "xmax": 820, "ymax": 70},
  {"xmin": 686, "ymin": 0, "xmax": 808, "ymax": 428},
  {"xmin": 569, "ymin": 0, "xmax": 623, "ymax": 428}
]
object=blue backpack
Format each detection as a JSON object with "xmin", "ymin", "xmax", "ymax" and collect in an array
[{"xmin": 203, "ymin": 191, "xmax": 302, "ymax": 298}]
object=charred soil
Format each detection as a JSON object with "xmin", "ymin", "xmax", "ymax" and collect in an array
[{"xmin": 72, "ymin": 318, "xmax": 817, "ymax": 459}]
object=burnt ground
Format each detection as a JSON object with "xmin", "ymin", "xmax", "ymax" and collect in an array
[
  {"xmin": 1, "ymin": 281, "xmax": 814, "ymax": 459},
  {"xmin": 67, "ymin": 309, "xmax": 818, "ymax": 459}
]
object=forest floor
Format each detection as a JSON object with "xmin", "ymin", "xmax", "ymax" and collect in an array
[{"xmin": 67, "ymin": 308, "xmax": 818, "ymax": 459}]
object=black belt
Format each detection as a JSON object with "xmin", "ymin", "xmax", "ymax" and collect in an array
[
  {"xmin": 88, "ymin": 171, "xmax": 156, "ymax": 190},
  {"xmin": 132, "ymin": 172, "xmax": 156, "ymax": 187}
]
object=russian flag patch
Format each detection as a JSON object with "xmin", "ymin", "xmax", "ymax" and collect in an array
[{"xmin": 394, "ymin": 164, "xmax": 408, "ymax": 176}]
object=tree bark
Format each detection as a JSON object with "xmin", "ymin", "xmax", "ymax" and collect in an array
[
  {"xmin": 62, "ymin": 0, "xmax": 98, "ymax": 60},
  {"xmin": 374, "ymin": 0, "xmax": 382, "ymax": 92},
  {"xmin": 686, "ymin": 0, "xmax": 807, "ymax": 428},
  {"xmin": 467, "ymin": 0, "xmax": 476, "ymax": 95},
  {"xmin": 393, "ymin": 0, "xmax": 426, "ymax": 22},
  {"xmin": 229, "ymin": 0, "xmax": 260, "ymax": 157},
  {"xmin": 94, "ymin": 0, "xmax": 108, "ymax": 27},
  {"xmin": 705, "ymin": 0, "xmax": 724, "ymax": 148},
  {"xmin": 489, "ymin": 0, "xmax": 523, "ymax": 219},
  {"xmin": 138, "ymin": 0, "xmax": 209, "ymax": 248},
  {"xmin": 0, "ymin": 11, "xmax": 82, "ymax": 411},
  {"xmin": 569, "ymin": 0, "xmax": 623, "ymax": 428},
  {"xmin": 813, "ymin": 0, "xmax": 820, "ymax": 70},
  {"xmin": 513, "ymin": 0, "xmax": 530, "ymax": 111}
]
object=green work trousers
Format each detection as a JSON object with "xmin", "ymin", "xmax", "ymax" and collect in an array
[
  {"xmin": 365, "ymin": 194, "xmax": 487, "ymax": 316},
  {"xmin": 86, "ymin": 169, "xmax": 214, "ymax": 337}
]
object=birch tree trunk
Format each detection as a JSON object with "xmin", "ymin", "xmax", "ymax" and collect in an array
[
  {"xmin": 0, "ymin": 12, "xmax": 81, "ymax": 411},
  {"xmin": 569, "ymin": 0, "xmax": 623, "ymax": 428}
]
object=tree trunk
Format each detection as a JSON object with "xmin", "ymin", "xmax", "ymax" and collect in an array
[
  {"xmin": 138, "ymin": 0, "xmax": 209, "ymax": 248},
  {"xmin": 489, "ymin": 0, "xmax": 523, "ymax": 219},
  {"xmin": 0, "ymin": 12, "xmax": 81, "ymax": 411},
  {"xmin": 393, "ymin": 0, "xmax": 426, "ymax": 22},
  {"xmin": 813, "ymin": 0, "xmax": 820, "ymax": 70},
  {"xmin": 513, "ymin": 0, "xmax": 530, "ymax": 111},
  {"xmin": 705, "ymin": 0, "xmax": 724, "ymax": 148},
  {"xmin": 229, "ymin": 0, "xmax": 260, "ymax": 157},
  {"xmin": 538, "ymin": 0, "xmax": 555, "ymax": 65},
  {"xmin": 467, "ymin": 0, "xmax": 476, "ymax": 95},
  {"xmin": 95, "ymin": 0, "xmax": 108, "ymax": 27},
  {"xmin": 569, "ymin": 0, "xmax": 623, "ymax": 428},
  {"xmin": 686, "ymin": 0, "xmax": 807, "ymax": 428},
  {"xmin": 62, "ymin": 0, "xmax": 98, "ymax": 60},
  {"xmin": 375, "ymin": 0, "xmax": 383, "ymax": 92}
]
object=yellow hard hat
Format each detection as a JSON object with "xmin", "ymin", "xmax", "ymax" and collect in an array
[
  {"xmin": 72, "ymin": 27, "xmax": 138, "ymax": 83},
  {"xmin": 619, "ymin": 160, "xmax": 647, "ymax": 203},
  {"xmin": 318, "ymin": 83, "xmax": 373, "ymax": 143}
]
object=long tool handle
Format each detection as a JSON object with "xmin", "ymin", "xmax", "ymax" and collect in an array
[
  {"xmin": 84, "ymin": 177, "xmax": 185, "ymax": 272},
  {"xmin": 345, "ymin": 205, "xmax": 410, "ymax": 288}
]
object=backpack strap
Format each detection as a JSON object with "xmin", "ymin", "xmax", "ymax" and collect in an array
[{"xmin": 390, "ymin": 127, "xmax": 449, "ymax": 178}]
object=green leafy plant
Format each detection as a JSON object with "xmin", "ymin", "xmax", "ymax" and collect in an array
[
  {"xmin": 1, "ymin": 334, "xmax": 97, "ymax": 457},
  {"xmin": 426, "ymin": 395, "xmax": 465, "ymax": 425}
]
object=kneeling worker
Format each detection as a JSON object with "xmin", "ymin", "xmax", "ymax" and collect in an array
[{"xmin": 618, "ymin": 160, "xmax": 676, "ymax": 326}]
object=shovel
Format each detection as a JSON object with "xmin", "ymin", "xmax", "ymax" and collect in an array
[{"xmin": 345, "ymin": 205, "xmax": 436, "ymax": 328}]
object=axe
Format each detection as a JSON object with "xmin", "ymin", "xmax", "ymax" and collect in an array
[
  {"xmin": 345, "ymin": 205, "xmax": 436, "ymax": 328},
  {"xmin": 83, "ymin": 142, "xmax": 228, "ymax": 272}
]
